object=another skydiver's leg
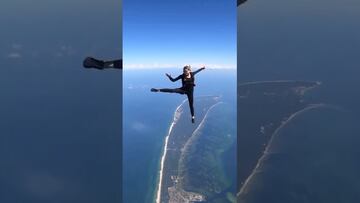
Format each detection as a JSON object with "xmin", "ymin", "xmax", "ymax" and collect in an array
[
  {"xmin": 104, "ymin": 59, "xmax": 122, "ymax": 69},
  {"xmin": 83, "ymin": 57, "xmax": 122, "ymax": 70},
  {"xmin": 186, "ymin": 90, "xmax": 195, "ymax": 123},
  {"xmin": 83, "ymin": 57, "xmax": 105, "ymax": 69},
  {"xmin": 151, "ymin": 88, "xmax": 185, "ymax": 94}
]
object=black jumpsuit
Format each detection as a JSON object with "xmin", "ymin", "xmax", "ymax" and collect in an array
[{"xmin": 158, "ymin": 68, "xmax": 204, "ymax": 118}]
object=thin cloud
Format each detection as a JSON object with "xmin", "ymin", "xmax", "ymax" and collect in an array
[
  {"xmin": 7, "ymin": 52, "xmax": 22, "ymax": 59},
  {"xmin": 127, "ymin": 84, "xmax": 150, "ymax": 90},
  {"xmin": 56, "ymin": 45, "xmax": 77, "ymax": 57},
  {"xmin": 131, "ymin": 121, "xmax": 148, "ymax": 132}
]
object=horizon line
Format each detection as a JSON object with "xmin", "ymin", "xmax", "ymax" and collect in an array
[{"xmin": 123, "ymin": 63, "xmax": 236, "ymax": 70}]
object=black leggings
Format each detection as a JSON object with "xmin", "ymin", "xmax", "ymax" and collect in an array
[{"xmin": 159, "ymin": 88, "xmax": 194, "ymax": 117}]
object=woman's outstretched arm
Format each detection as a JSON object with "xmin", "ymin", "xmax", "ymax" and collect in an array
[
  {"xmin": 193, "ymin": 66, "xmax": 205, "ymax": 75},
  {"xmin": 166, "ymin": 73, "xmax": 182, "ymax": 82}
]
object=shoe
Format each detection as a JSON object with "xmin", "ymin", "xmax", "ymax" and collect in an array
[
  {"xmin": 191, "ymin": 116, "xmax": 195, "ymax": 123},
  {"xmin": 151, "ymin": 88, "xmax": 159, "ymax": 92}
]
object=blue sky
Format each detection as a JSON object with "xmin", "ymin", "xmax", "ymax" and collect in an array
[{"xmin": 123, "ymin": 0, "xmax": 237, "ymax": 69}]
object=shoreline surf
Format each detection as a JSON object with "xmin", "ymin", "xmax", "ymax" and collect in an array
[{"xmin": 155, "ymin": 100, "xmax": 186, "ymax": 203}]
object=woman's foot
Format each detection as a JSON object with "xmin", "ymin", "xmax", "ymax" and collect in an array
[
  {"xmin": 151, "ymin": 88, "xmax": 159, "ymax": 92},
  {"xmin": 191, "ymin": 116, "xmax": 195, "ymax": 123}
]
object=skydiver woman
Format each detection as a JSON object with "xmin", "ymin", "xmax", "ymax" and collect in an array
[{"xmin": 151, "ymin": 65, "xmax": 205, "ymax": 123}]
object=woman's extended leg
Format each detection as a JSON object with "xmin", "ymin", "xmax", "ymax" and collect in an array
[
  {"xmin": 186, "ymin": 91, "xmax": 195, "ymax": 123},
  {"xmin": 151, "ymin": 88, "xmax": 186, "ymax": 94}
]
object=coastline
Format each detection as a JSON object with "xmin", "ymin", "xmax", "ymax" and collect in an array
[
  {"xmin": 155, "ymin": 100, "xmax": 186, "ymax": 203},
  {"xmin": 237, "ymin": 80, "xmax": 322, "ymax": 198},
  {"xmin": 179, "ymin": 102, "xmax": 223, "ymax": 168},
  {"xmin": 238, "ymin": 103, "xmax": 326, "ymax": 196},
  {"xmin": 238, "ymin": 80, "xmax": 321, "ymax": 87},
  {"xmin": 155, "ymin": 96, "xmax": 222, "ymax": 203}
]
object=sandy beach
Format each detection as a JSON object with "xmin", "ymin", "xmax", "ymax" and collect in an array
[{"xmin": 155, "ymin": 100, "xmax": 185, "ymax": 203}]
